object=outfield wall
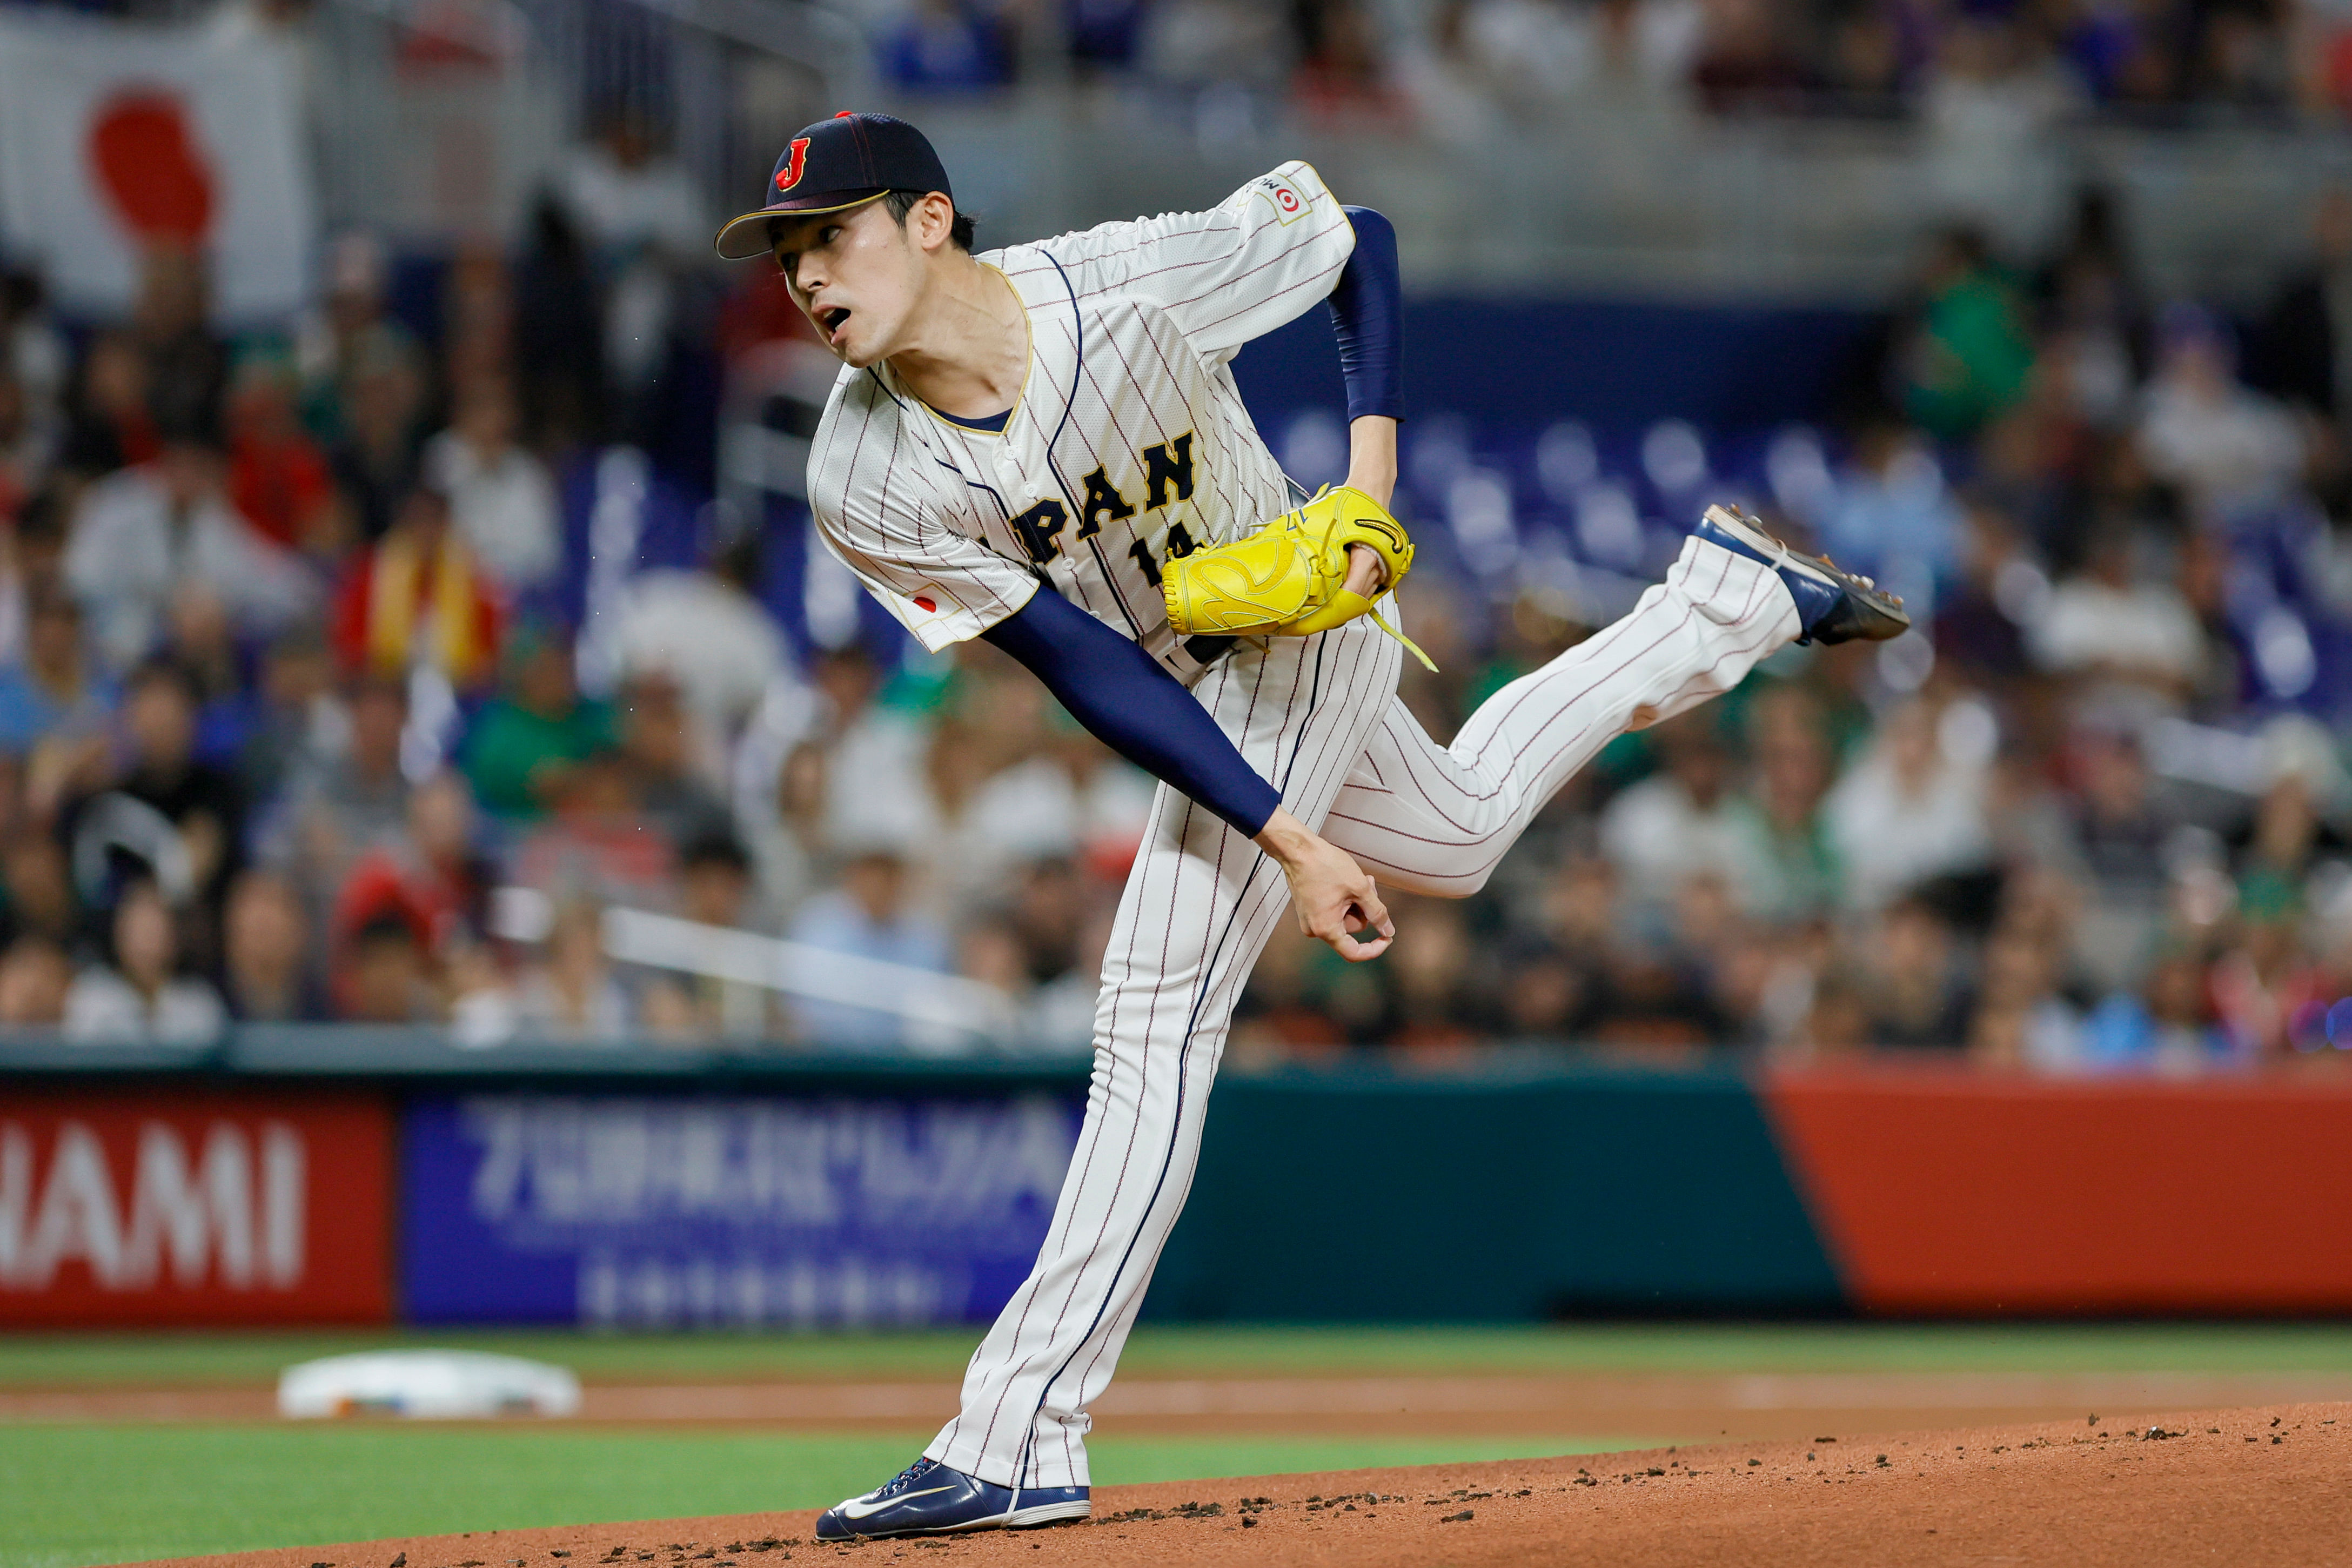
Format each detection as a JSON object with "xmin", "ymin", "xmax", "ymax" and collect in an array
[{"xmin": 3, "ymin": 1044, "xmax": 2349, "ymax": 1326}]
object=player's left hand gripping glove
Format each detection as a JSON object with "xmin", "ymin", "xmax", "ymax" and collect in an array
[{"xmin": 1161, "ymin": 486, "xmax": 1437, "ymax": 671}]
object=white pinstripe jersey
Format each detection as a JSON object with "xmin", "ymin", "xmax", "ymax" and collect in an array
[{"xmin": 805, "ymin": 160, "xmax": 1355, "ymax": 680}]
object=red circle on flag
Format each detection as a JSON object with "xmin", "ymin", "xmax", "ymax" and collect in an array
[{"xmin": 88, "ymin": 91, "xmax": 215, "ymax": 243}]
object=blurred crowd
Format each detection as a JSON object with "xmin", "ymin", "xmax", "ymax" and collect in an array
[
  {"xmin": 7, "ymin": 9, "xmax": 2352, "ymax": 1071},
  {"xmin": 0, "ymin": 150, "xmax": 837, "ymax": 1048},
  {"xmin": 0, "ymin": 89, "xmax": 1199, "ymax": 1055},
  {"xmin": 1221, "ymin": 184, "xmax": 2352, "ymax": 1078},
  {"xmin": 851, "ymin": 0, "xmax": 2351, "ymax": 126}
]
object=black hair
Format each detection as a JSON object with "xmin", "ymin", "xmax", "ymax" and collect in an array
[
  {"xmin": 883, "ymin": 189, "xmax": 977, "ymax": 252},
  {"xmin": 679, "ymin": 831, "xmax": 753, "ymax": 875},
  {"xmin": 15, "ymin": 490, "xmax": 64, "ymax": 550},
  {"xmin": 125, "ymin": 654, "xmax": 202, "ymax": 707},
  {"xmin": 1937, "ymin": 222, "xmax": 1993, "ymax": 272},
  {"xmin": 353, "ymin": 912, "xmax": 421, "ymax": 952},
  {"xmin": 150, "ymin": 382, "xmax": 225, "ymax": 452},
  {"xmin": 709, "ymin": 531, "xmax": 761, "ymax": 590}
]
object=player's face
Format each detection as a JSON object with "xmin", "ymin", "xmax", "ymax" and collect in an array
[{"xmin": 773, "ymin": 200, "xmax": 924, "ymax": 367}]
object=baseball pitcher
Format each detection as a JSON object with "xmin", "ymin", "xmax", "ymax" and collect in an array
[{"xmin": 713, "ymin": 111, "xmax": 1906, "ymax": 1542}]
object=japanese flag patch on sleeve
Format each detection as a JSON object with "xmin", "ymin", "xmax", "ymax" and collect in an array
[{"xmin": 897, "ymin": 580, "xmax": 967, "ymax": 627}]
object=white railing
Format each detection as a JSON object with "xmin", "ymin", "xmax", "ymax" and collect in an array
[
  {"xmin": 598, "ymin": 904, "xmax": 1020, "ymax": 1044},
  {"xmin": 484, "ymin": 888, "xmax": 1021, "ymax": 1051}
]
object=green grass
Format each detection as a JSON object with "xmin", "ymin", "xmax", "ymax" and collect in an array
[
  {"xmin": 0, "ymin": 1425, "xmax": 1641, "ymax": 1568},
  {"xmin": 8, "ymin": 1323, "xmax": 2352, "ymax": 1389},
  {"xmin": 9, "ymin": 1322, "xmax": 2352, "ymax": 1567}
]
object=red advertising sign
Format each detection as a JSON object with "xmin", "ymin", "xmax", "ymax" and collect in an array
[
  {"xmin": 1764, "ymin": 1067, "xmax": 2352, "ymax": 1314},
  {"xmin": 0, "ymin": 1089, "xmax": 393, "ymax": 1326}
]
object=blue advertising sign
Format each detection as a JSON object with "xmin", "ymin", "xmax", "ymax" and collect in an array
[{"xmin": 401, "ymin": 1093, "xmax": 1082, "ymax": 1327}]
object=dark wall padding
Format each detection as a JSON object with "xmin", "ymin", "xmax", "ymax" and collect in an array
[{"xmin": 1149, "ymin": 1064, "xmax": 1844, "ymax": 1321}]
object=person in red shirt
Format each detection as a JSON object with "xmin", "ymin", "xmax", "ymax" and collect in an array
[
  {"xmin": 225, "ymin": 347, "xmax": 338, "ymax": 557},
  {"xmin": 327, "ymin": 770, "xmax": 492, "ymax": 1015}
]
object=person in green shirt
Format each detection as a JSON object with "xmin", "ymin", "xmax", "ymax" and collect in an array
[
  {"xmin": 1903, "ymin": 226, "xmax": 2035, "ymax": 440},
  {"xmin": 459, "ymin": 624, "xmax": 616, "ymax": 819}
]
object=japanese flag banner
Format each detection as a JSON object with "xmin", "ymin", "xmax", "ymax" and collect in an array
[{"xmin": 0, "ymin": 9, "xmax": 315, "ymax": 323}]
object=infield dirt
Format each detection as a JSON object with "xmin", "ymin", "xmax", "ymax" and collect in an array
[
  {"xmin": 132, "ymin": 1401, "xmax": 2352, "ymax": 1568},
  {"xmin": 19, "ymin": 1366, "xmax": 2352, "ymax": 1436}
]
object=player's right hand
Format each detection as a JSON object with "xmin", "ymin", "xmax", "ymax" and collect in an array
[{"xmin": 1254, "ymin": 808, "xmax": 1394, "ymax": 962}]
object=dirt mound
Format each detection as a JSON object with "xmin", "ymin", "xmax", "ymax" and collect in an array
[{"xmin": 132, "ymin": 1403, "xmax": 2352, "ymax": 1568}]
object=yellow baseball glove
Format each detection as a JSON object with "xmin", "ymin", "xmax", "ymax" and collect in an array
[{"xmin": 1161, "ymin": 485, "xmax": 1437, "ymax": 671}]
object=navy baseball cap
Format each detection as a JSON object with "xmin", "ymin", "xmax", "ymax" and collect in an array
[{"xmin": 713, "ymin": 111, "xmax": 954, "ymax": 260}]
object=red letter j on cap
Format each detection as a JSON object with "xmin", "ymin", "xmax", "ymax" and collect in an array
[{"xmin": 775, "ymin": 138, "xmax": 810, "ymax": 193}]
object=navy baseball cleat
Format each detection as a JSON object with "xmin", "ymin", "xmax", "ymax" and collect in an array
[
  {"xmin": 1692, "ymin": 504, "xmax": 1909, "ymax": 646},
  {"xmin": 812, "ymin": 1456, "xmax": 1090, "ymax": 1541}
]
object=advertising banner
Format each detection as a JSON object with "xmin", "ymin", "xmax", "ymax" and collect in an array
[
  {"xmin": 402, "ymin": 1093, "xmax": 1083, "ymax": 1327},
  {"xmin": 1763, "ymin": 1069, "xmax": 2352, "ymax": 1313},
  {"xmin": 0, "ymin": 1089, "xmax": 393, "ymax": 1326}
]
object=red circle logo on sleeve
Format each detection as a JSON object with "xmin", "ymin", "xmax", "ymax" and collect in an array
[{"xmin": 913, "ymin": 595, "xmax": 937, "ymax": 613}]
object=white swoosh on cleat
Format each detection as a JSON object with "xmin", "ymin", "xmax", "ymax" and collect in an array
[{"xmin": 839, "ymin": 1486, "xmax": 959, "ymax": 1520}]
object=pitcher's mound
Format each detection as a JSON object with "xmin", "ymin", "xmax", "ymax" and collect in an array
[{"xmin": 133, "ymin": 1403, "xmax": 2351, "ymax": 1568}]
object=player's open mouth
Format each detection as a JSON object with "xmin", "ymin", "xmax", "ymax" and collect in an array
[{"xmin": 819, "ymin": 306, "xmax": 852, "ymax": 343}]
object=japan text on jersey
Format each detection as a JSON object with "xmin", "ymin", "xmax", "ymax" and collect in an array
[{"xmin": 806, "ymin": 162, "xmax": 1353, "ymax": 680}]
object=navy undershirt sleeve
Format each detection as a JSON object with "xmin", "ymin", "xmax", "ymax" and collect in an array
[
  {"xmin": 982, "ymin": 587, "xmax": 1283, "ymax": 838},
  {"xmin": 1328, "ymin": 206, "xmax": 1404, "ymax": 425}
]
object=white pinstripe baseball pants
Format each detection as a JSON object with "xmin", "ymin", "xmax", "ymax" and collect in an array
[{"xmin": 925, "ymin": 534, "xmax": 1800, "ymax": 1490}]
